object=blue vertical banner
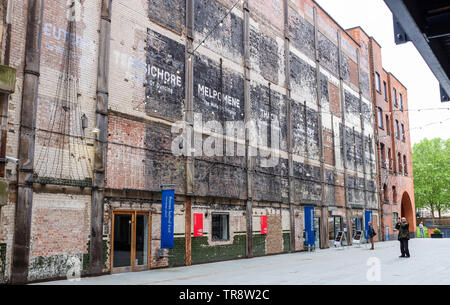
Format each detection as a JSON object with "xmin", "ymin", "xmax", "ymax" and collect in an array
[
  {"xmin": 364, "ymin": 210, "xmax": 373, "ymax": 240},
  {"xmin": 161, "ymin": 189, "xmax": 175, "ymax": 249},
  {"xmin": 304, "ymin": 206, "xmax": 315, "ymax": 246}
]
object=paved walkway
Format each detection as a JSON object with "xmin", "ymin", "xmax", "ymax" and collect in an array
[{"xmin": 36, "ymin": 239, "xmax": 450, "ymax": 285}]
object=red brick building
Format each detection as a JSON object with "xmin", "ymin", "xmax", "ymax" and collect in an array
[{"xmin": 348, "ymin": 27, "xmax": 416, "ymax": 240}]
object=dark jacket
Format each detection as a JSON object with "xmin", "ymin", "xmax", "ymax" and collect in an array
[
  {"xmin": 367, "ymin": 226, "xmax": 377, "ymax": 238},
  {"xmin": 368, "ymin": 226, "xmax": 376, "ymax": 238},
  {"xmin": 396, "ymin": 221, "xmax": 410, "ymax": 240}
]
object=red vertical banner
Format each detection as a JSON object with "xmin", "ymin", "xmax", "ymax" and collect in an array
[
  {"xmin": 261, "ymin": 215, "xmax": 268, "ymax": 235},
  {"xmin": 194, "ymin": 213, "xmax": 203, "ymax": 237}
]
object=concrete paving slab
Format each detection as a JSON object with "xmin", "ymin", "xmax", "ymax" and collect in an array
[{"xmin": 35, "ymin": 239, "xmax": 450, "ymax": 285}]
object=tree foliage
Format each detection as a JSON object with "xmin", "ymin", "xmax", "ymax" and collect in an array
[{"xmin": 412, "ymin": 138, "xmax": 450, "ymax": 218}]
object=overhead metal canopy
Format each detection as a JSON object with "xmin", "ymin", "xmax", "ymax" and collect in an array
[{"xmin": 384, "ymin": 0, "xmax": 450, "ymax": 102}]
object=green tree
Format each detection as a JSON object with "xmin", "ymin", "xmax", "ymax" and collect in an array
[{"xmin": 412, "ymin": 138, "xmax": 450, "ymax": 218}]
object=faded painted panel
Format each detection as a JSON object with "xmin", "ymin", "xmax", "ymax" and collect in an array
[
  {"xmin": 291, "ymin": 102, "xmax": 320, "ymax": 159},
  {"xmin": 148, "ymin": 0, "xmax": 185, "ymax": 34},
  {"xmin": 360, "ymin": 70, "xmax": 370, "ymax": 100},
  {"xmin": 144, "ymin": 124, "xmax": 186, "ymax": 194},
  {"xmin": 249, "ymin": 28, "xmax": 281, "ymax": 84},
  {"xmin": 249, "ymin": 82, "xmax": 287, "ymax": 151},
  {"xmin": 288, "ymin": 7, "xmax": 314, "ymax": 59},
  {"xmin": 290, "ymin": 52, "xmax": 316, "ymax": 105},
  {"xmin": 146, "ymin": 29, "xmax": 185, "ymax": 120},
  {"xmin": 318, "ymin": 32, "xmax": 339, "ymax": 76},
  {"xmin": 194, "ymin": 0, "xmax": 243, "ymax": 62},
  {"xmin": 194, "ymin": 54, "xmax": 244, "ymax": 122},
  {"xmin": 194, "ymin": 159, "xmax": 247, "ymax": 199}
]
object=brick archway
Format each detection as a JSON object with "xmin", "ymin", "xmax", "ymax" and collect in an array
[{"xmin": 401, "ymin": 192, "xmax": 414, "ymax": 232}]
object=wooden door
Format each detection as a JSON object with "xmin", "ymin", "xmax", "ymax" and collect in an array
[{"xmin": 111, "ymin": 211, "xmax": 151, "ymax": 273}]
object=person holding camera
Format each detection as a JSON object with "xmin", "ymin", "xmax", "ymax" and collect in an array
[
  {"xmin": 395, "ymin": 217, "xmax": 410, "ymax": 258},
  {"xmin": 367, "ymin": 221, "xmax": 376, "ymax": 250}
]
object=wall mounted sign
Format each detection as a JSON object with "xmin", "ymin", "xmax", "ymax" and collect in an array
[
  {"xmin": 261, "ymin": 215, "xmax": 268, "ymax": 235},
  {"xmin": 194, "ymin": 213, "xmax": 203, "ymax": 237},
  {"xmin": 304, "ymin": 206, "xmax": 315, "ymax": 246},
  {"xmin": 364, "ymin": 210, "xmax": 373, "ymax": 240},
  {"xmin": 161, "ymin": 188, "xmax": 175, "ymax": 248}
]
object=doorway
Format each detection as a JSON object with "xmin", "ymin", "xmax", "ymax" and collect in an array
[
  {"xmin": 111, "ymin": 211, "xmax": 151, "ymax": 273},
  {"xmin": 314, "ymin": 216, "xmax": 321, "ymax": 249},
  {"xmin": 328, "ymin": 216, "xmax": 343, "ymax": 247}
]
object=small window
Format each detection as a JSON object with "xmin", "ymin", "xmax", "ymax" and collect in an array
[
  {"xmin": 383, "ymin": 81, "xmax": 387, "ymax": 100},
  {"xmin": 392, "ymin": 186, "xmax": 397, "ymax": 202},
  {"xmin": 393, "ymin": 88, "xmax": 397, "ymax": 106},
  {"xmin": 398, "ymin": 153, "xmax": 402, "ymax": 173},
  {"xmin": 383, "ymin": 184, "xmax": 388, "ymax": 202},
  {"xmin": 403, "ymin": 155, "xmax": 408, "ymax": 174},
  {"xmin": 395, "ymin": 120, "xmax": 399, "ymax": 138},
  {"xmin": 375, "ymin": 73, "xmax": 381, "ymax": 92},
  {"xmin": 399, "ymin": 93, "xmax": 403, "ymax": 111},
  {"xmin": 388, "ymin": 148, "xmax": 392, "ymax": 169},
  {"xmin": 380, "ymin": 143, "xmax": 385, "ymax": 167},
  {"xmin": 377, "ymin": 107, "xmax": 383, "ymax": 129},
  {"xmin": 393, "ymin": 212, "xmax": 398, "ymax": 226},
  {"xmin": 386, "ymin": 115, "xmax": 390, "ymax": 135},
  {"xmin": 401, "ymin": 124, "xmax": 405, "ymax": 141},
  {"xmin": 212, "ymin": 213, "xmax": 230, "ymax": 241}
]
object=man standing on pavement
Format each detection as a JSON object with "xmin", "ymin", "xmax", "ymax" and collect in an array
[
  {"xmin": 419, "ymin": 221, "xmax": 425, "ymax": 238},
  {"xmin": 367, "ymin": 222, "xmax": 376, "ymax": 250},
  {"xmin": 396, "ymin": 217, "xmax": 410, "ymax": 258}
]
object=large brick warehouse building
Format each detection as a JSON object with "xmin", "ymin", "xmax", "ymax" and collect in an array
[{"xmin": 0, "ymin": 0, "xmax": 415, "ymax": 283}]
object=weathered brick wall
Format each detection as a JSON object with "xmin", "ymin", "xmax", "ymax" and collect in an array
[
  {"xmin": 0, "ymin": 0, "xmax": 31, "ymax": 283},
  {"xmin": 0, "ymin": 0, "xmax": 408, "ymax": 282},
  {"xmin": 28, "ymin": 193, "xmax": 91, "ymax": 281}
]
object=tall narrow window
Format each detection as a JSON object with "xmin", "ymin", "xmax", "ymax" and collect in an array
[
  {"xmin": 375, "ymin": 72, "xmax": 381, "ymax": 92},
  {"xmin": 399, "ymin": 93, "xmax": 403, "ymax": 111},
  {"xmin": 403, "ymin": 155, "xmax": 408, "ymax": 175},
  {"xmin": 377, "ymin": 107, "xmax": 383, "ymax": 129},
  {"xmin": 398, "ymin": 153, "xmax": 402, "ymax": 174},
  {"xmin": 392, "ymin": 186, "xmax": 397, "ymax": 203},
  {"xmin": 395, "ymin": 120, "xmax": 399, "ymax": 138},
  {"xmin": 386, "ymin": 115, "xmax": 390, "ymax": 135},
  {"xmin": 393, "ymin": 88, "xmax": 397, "ymax": 106},
  {"xmin": 383, "ymin": 184, "xmax": 388, "ymax": 202},
  {"xmin": 388, "ymin": 148, "xmax": 392, "ymax": 169},
  {"xmin": 380, "ymin": 143, "xmax": 385, "ymax": 167},
  {"xmin": 401, "ymin": 123, "xmax": 405, "ymax": 141},
  {"xmin": 383, "ymin": 81, "xmax": 387, "ymax": 100}
]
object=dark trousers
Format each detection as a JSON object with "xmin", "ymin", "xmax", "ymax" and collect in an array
[{"xmin": 399, "ymin": 239, "xmax": 410, "ymax": 257}]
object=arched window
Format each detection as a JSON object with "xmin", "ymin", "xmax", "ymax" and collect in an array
[
  {"xmin": 397, "ymin": 153, "xmax": 402, "ymax": 174},
  {"xmin": 383, "ymin": 184, "xmax": 388, "ymax": 202}
]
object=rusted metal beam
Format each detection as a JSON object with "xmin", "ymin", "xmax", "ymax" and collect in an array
[
  {"xmin": 313, "ymin": 7, "xmax": 328, "ymax": 249},
  {"xmin": 243, "ymin": 0, "xmax": 253, "ymax": 258},
  {"xmin": 11, "ymin": 0, "xmax": 44, "ymax": 284},
  {"xmin": 90, "ymin": 0, "xmax": 112, "ymax": 276},
  {"xmin": 184, "ymin": 0, "xmax": 194, "ymax": 266},
  {"xmin": 283, "ymin": 0, "xmax": 295, "ymax": 253},
  {"xmin": 185, "ymin": 196, "xmax": 191, "ymax": 266}
]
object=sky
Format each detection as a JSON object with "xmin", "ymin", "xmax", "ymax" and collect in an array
[{"xmin": 315, "ymin": 0, "xmax": 450, "ymax": 146}]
